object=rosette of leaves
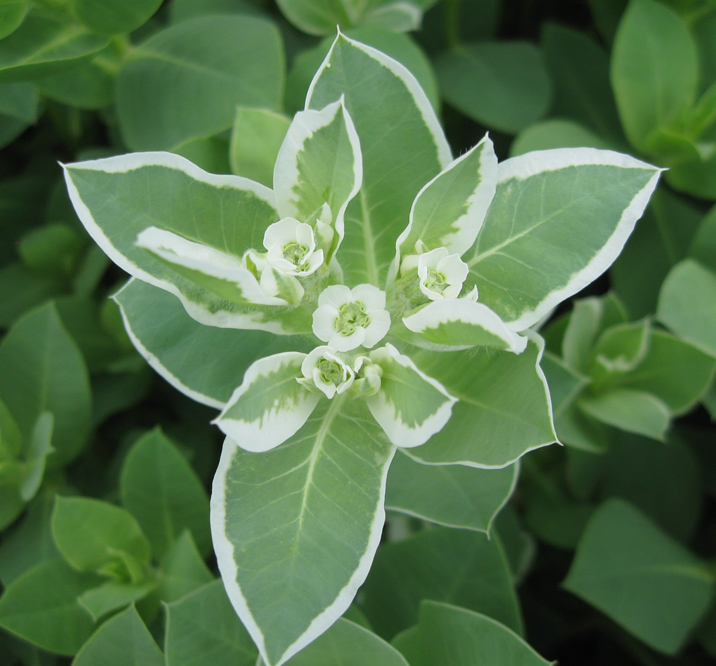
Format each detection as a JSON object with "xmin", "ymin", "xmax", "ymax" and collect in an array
[{"xmin": 63, "ymin": 33, "xmax": 661, "ymax": 666}]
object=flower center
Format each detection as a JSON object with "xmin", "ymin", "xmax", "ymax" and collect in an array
[
  {"xmin": 282, "ymin": 241, "xmax": 309, "ymax": 268},
  {"xmin": 424, "ymin": 268, "xmax": 448, "ymax": 294},
  {"xmin": 316, "ymin": 358, "xmax": 346, "ymax": 386},
  {"xmin": 335, "ymin": 301, "xmax": 370, "ymax": 336}
]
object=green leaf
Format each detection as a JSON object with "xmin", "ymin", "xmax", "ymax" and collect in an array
[
  {"xmin": 385, "ymin": 451, "xmax": 517, "ymax": 532},
  {"xmin": 211, "ymin": 396, "xmax": 394, "ymax": 666},
  {"xmin": 0, "ymin": 0, "xmax": 29, "ymax": 40},
  {"xmin": 114, "ymin": 279, "xmax": 311, "ymax": 407},
  {"xmin": 361, "ymin": 527, "xmax": 522, "ymax": 640},
  {"xmin": 34, "ymin": 55, "xmax": 113, "ymax": 110},
  {"xmin": 19, "ymin": 223, "xmax": 84, "ymax": 280},
  {"xmin": 564, "ymin": 498, "xmax": 713, "ymax": 655},
  {"xmin": 70, "ymin": 0, "xmax": 163, "ymax": 35},
  {"xmin": 0, "ymin": 11, "xmax": 108, "ymax": 84},
  {"xmin": 0, "ymin": 559, "xmax": 100, "ymax": 655},
  {"xmin": 230, "ymin": 108, "xmax": 291, "ymax": 187},
  {"xmin": 0, "ymin": 302, "xmax": 92, "ymax": 466},
  {"xmin": 158, "ymin": 531, "xmax": 213, "ymax": 603},
  {"xmin": 276, "ymin": 0, "xmax": 352, "ymax": 35},
  {"xmin": 51, "ymin": 496, "xmax": 152, "ymax": 580},
  {"xmin": 16, "ymin": 411, "xmax": 53, "ymax": 502},
  {"xmin": 77, "ymin": 580, "xmax": 155, "ymax": 622},
  {"xmin": 539, "ymin": 352, "xmax": 587, "ymax": 417},
  {"xmin": 664, "ymin": 150, "xmax": 716, "ymax": 200},
  {"xmin": 0, "ymin": 263, "xmax": 66, "ymax": 328},
  {"xmin": 524, "ymin": 483, "xmax": 593, "ymax": 549},
  {"xmin": 116, "ymin": 16, "xmax": 283, "ymax": 151},
  {"xmin": 611, "ymin": 0, "xmax": 698, "ymax": 152},
  {"xmin": 307, "ymin": 33, "xmax": 451, "ymax": 286},
  {"xmin": 413, "ymin": 601, "xmax": 552, "ymax": 666},
  {"xmin": 511, "ymin": 119, "xmax": 611, "ymax": 156},
  {"xmin": 0, "ymin": 82, "xmax": 37, "ymax": 121},
  {"xmin": 0, "ymin": 396, "xmax": 22, "ymax": 460},
  {"xmin": 466, "ymin": 149, "xmax": 661, "ymax": 330},
  {"xmin": 658, "ymin": 259, "xmax": 716, "ymax": 357},
  {"xmin": 555, "ymin": 401, "xmax": 608, "ymax": 453},
  {"xmin": 72, "ymin": 605, "xmax": 164, "ymax": 666},
  {"xmin": 169, "ymin": 0, "xmax": 261, "ymax": 23},
  {"xmin": 435, "ymin": 41, "xmax": 551, "ymax": 134},
  {"xmin": 64, "ymin": 153, "xmax": 309, "ymax": 334},
  {"xmin": 164, "ymin": 580, "xmax": 257, "ymax": 666},
  {"xmin": 120, "ymin": 428, "xmax": 211, "ymax": 559},
  {"xmin": 587, "ymin": 318, "xmax": 651, "ymax": 385},
  {"xmin": 406, "ymin": 336, "xmax": 556, "ymax": 468},
  {"xmin": 691, "ymin": 204, "xmax": 716, "ymax": 273}
]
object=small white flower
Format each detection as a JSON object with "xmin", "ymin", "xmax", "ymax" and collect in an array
[
  {"xmin": 350, "ymin": 355, "xmax": 383, "ymax": 398},
  {"xmin": 297, "ymin": 347, "xmax": 354, "ymax": 399},
  {"xmin": 312, "ymin": 284, "xmax": 391, "ymax": 352},
  {"xmin": 263, "ymin": 218, "xmax": 324, "ymax": 276},
  {"xmin": 417, "ymin": 248, "xmax": 469, "ymax": 301}
]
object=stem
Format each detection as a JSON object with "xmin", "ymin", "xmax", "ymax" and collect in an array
[{"xmin": 445, "ymin": 0, "xmax": 462, "ymax": 50}]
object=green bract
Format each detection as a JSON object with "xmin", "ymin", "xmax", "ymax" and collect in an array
[{"xmin": 63, "ymin": 32, "xmax": 661, "ymax": 666}]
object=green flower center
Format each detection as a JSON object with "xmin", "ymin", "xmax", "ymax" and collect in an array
[
  {"xmin": 282, "ymin": 241, "xmax": 309, "ymax": 267},
  {"xmin": 335, "ymin": 301, "xmax": 370, "ymax": 336},
  {"xmin": 424, "ymin": 268, "xmax": 448, "ymax": 293},
  {"xmin": 317, "ymin": 358, "xmax": 345, "ymax": 386}
]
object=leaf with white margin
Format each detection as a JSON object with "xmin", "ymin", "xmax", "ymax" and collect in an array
[
  {"xmin": 395, "ymin": 135, "xmax": 497, "ymax": 269},
  {"xmin": 274, "ymin": 97, "xmax": 362, "ymax": 258},
  {"xmin": 465, "ymin": 148, "xmax": 661, "ymax": 332},
  {"xmin": 63, "ymin": 151, "xmax": 310, "ymax": 334},
  {"xmin": 211, "ymin": 396, "xmax": 394, "ymax": 666},
  {"xmin": 307, "ymin": 32, "xmax": 452, "ymax": 286},
  {"xmin": 214, "ymin": 352, "xmax": 320, "ymax": 452},
  {"xmin": 406, "ymin": 334, "xmax": 556, "ymax": 468},
  {"xmin": 366, "ymin": 343, "xmax": 457, "ymax": 448},
  {"xmin": 402, "ymin": 299, "xmax": 528, "ymax": 353},
  {"xmin": 114, "ymin": 279, "xmax": 312, "ymax": 409}
]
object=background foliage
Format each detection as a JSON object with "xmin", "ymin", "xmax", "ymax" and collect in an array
[{"xmin": 0, "ymin": 0, "xmax": 715, "ymax": 664}]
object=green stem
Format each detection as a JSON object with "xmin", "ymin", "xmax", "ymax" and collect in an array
[{"xmin": 445, "ymin": 0, "xmax": 462, "ymax": 50}]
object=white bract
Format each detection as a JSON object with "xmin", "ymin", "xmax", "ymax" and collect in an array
[
  {"xmin": 312, "ymin": 284, "xmax": 391, "ymax": 351},
  {"xmin": 416, "ymin": 248, "xmax": 469, "ymax": 301},
  {"xmin": 297, "ymin": 346, "xmax": 355, "ymax": 398},
  {"xmin": 263, "ymin": 218, "xmax": 324, "ymax": 276}
]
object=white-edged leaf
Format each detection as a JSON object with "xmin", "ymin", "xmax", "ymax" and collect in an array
[
  {"xmin": 274, "ymin": 98, "xmax": 362, "ymax": 253},
  {"xmin": 63, "ymin": 151, "xmax": 311, "ymax": 334},
  {"xmin": 211, "ymin": 397, "xmax": 395, "ymax": 666},
  {"xmin": 402, "ymin": 299, "xmax": 528, "ymax": 353},
  {"xmin": 364, "ymin": 2, "xmax": 422, "ymax": 32},
  {"xmin": 214, "ymin": 352, "xmax": 319, "ymax": 452},
  {"xmin": 396, "ymin": 134, "xmax": 498, "ymax": 266},
  {"xmin": 366, "ymin": 343, "xmax": 457, "ymax": 448},
  {"xmin": 467, "ymin": 148, "xmax": 661, "ymax": 331},
  {"xmin": 306, "ymin": 32, "xmax": 451, "ymax": 286}
]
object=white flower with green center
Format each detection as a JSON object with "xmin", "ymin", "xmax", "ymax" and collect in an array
[
  {"xmin": 297, "ymin": 346, "xmax": 354, "ymax": 398},
  {"xmin": 312, "ymin": 284, "xmax": 391, "ymax": 352},
  {"xmin": 417, "ymin": 247, "xmax": 469, "ymax": 301},
  {"xmin": 263, "ymin": 217, "xmax": 324, "ymax": 276}
]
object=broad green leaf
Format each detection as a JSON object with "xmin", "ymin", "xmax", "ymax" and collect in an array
[
  {"xmin": 0, "ymin": 0, "xmax": 29, "ymax": 40},
  {"xmin": 70, "ymin": 0, "xmax": 164, "ymax": 35},
  {"xmin": 77, "ymin": 580, "xmax": 155, "ymax": 622},
  {"xmin": 64, "ymin": 153, "xmax": 310, "ymax": 334},
  {"xmin": 34, "ymin": 55, "xmax": 113, "ymax": 110},
  {"xmin": 15, "ymin": 411, "xmax": 53, "ymax": 502},
  {"xmin": 366, "ymin": 344, "xmax": 456, "ymax": 448},
  {"xmin": 539, "ymin": 352, "xmax": 587, "ymax": 416},
  {"xmin": 114, "ymin": 279, "xmax": 311, "ymax": 407},
  {"xmin": 415, "ymin": 601, "xmax": 552, "ymax": 666},
  {"xmin": 0, "ymin": 81, "xmax": 36, "ymax": 121},
  {"xmin": 120, "ymin": 428, "xmax": 211, "ymax": 559},
  {"xmin": 283, "ymin": 618, "xmax": 409, "ymax": 665},
  {"xmin": 19, "ymin": 223, "xmax": 84, "ymax": 280},
  {"xmin": 658, "ymin": 259, "xmax": 716, "ymax": 357},
  {"xmin": 391, "ymin": 626, "xmax": 424, "ymax": 666},
  {"xmin": 0, "ymin": 485, "xmax": 24, "ymax": 531},
  {"xmin": 493, "ymin": 506, "xmax": 536, "ymax": 583},
  {"xmin": 0, "ymin": 11, "xmax": 108, "ymax": 83},
  {"xmin": 588, "ymin": 0, "xmax": 627, "ymax": 44},
  {"xmin": 361, "ymin": 527, "xmax": 522, "ymax": 639},
  {"xmin": 564, "ymin": 499, "xmax": 713, "ymax": 655},
  {"xmin": 51, "ymin": 496, "xmax": 152, "ymax": 581},
  {"xmin": 362, "ymin": 2, "xmax": 422, "ymax": 32},
  {"xmin": 587, "ymin": 318, "xmax": 650, "ymax": 385},
  {"xmin": 665, "ymin": 151, "xmax": 716, "ymax": 200},
  {"xmin": 612, "ymin": 330, "xmax": 716, "ymax": 414},
  {"xmin": 276, "ymin": 0, "xmax": 353, "ymax": 34},
  {"xmin": 406, "ymin": 336, "xmax": 556, "ymax": 468},
  {"xmin": 540, "ymin": 23, "xmax": 624, "ymax": 144},
  {"xmin": 116, "ymin": 16, "xmax": 283, "ymax": 151},
  {"xmin": 0, "ymin": 396, "xmax": 22, "ymax": 459},
  {"xmin": 0, "ymin": 559, "xmax": 100, "ymax": 655},
  {"xmin": 73, "ymin": 605, "xmax": 164, "ymax": 666},
  {"xmin": 0, "ymin": 263, "xmax": 66, "ymax": 328},
  {"xmin": 0, "ymin": 302, "xmax": 91, "ymax": 466},
  {"xmin": 231, "ymin": 108, "xmax": 291, "ymax": 187},
  {"xmin": 578, "ymin": 387, "xmax": 670, "ymax": 441},
  {"xmin": 511, "ymin": 119, "xmax": 610, "ymax": 156},
  {"xmin": 211, "ymin": 397, "xmax": 394, "ymax": 666},
  {"xmin": 385, "ymin": 451, "xmax": 517, "ymax": 532},
  {"xmin": 307, "ymin": 33, "xmax": 451, "ymax": 286},
  {"xmin": 214, "ymin": 353, "xmax": 319, "ymax": 453},
  {"xmin": 466, "ymin": 149, "xmax": 661, "ymax": 331},
  {"xmin": 172, "ymin": 135, "xmax": 231, "ymax": 175},
  {"xmin": 435, "ymin": 41, "xmax": 551, "ymax": 134},
  {"xmin": 396, "ymin": 135, "xmax": 497, "ymax": 262},
  {"xmin": 611, "ymin": 0, "xmax": 698, "ymax": 152},
  {"xmin": 402, "ymin": 299, "xmax": 528, "ymax": 352},
  {"xmin": 158, "ymin": 531, "xmax": 213, "ymax": 603},
  {"xmin": 273, "ymin": 98, "xmax": 362, "ymax": 252},
  {"xmin": 524, "ymin": 483, "xmax": 593, "ymax": 549},
  {"xmin": 163, "ymin": 580, "xmax": 257, "ymax": 666},
  {"xmin": 555, "ymin": 401, "xmax": 608, "ymax": 453},
  {"xmin": 169, "ymin": 0, "xmax": 261, "ymax": 23}
]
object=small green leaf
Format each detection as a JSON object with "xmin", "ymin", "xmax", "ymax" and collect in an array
[
  {"xmin": 587, "ymin": 318, "xmax": 650, "ymax": 385},
  {"xmin": 72, "ymin": 604, "xmax": 164, "ymax": 666},
  {"xmin": 0, "ymin": 559, "xmax": 100, "ymax": 655},
  {"xmin": 511, "ymin": 119, "xmax": 611, "ymax": 156},
  {"xmin": 70, "ymin": 0, "xmax": 164, "ymax": 36},
  {"xmin": 51, "ymin": 496, "xmax": 152, "ymax": 580},
  {"xmin": 385, "ymin": 452, "xmax": 517, "ymax": 533},
  {"xmin": 120, "ymin": 429, "xmax": 211, "ymax": 559},
  {"xmin": 539, "ymin": 352, "xmax": 587, "ymax": 417},
  {"xmin": 0, "ymin": 0, "xmax": 29, "ymax": 40},
  {"xmin": 555, "ymin": 401, "xmax": 608, "ymax": 453},
  {"xmin": 564, "ymin": 499, "xmax": 713, "ymax": 655},
  {"xmin": 77, "ymin": 580, "xmax": 155, "ymax": 622},
  {"xmin": 158, "ymin": 531, "xmax": 213, "ymax": 604},
  {"xmin": 276, "ymin": 0, "xmax": 352, "ymax": 35}
]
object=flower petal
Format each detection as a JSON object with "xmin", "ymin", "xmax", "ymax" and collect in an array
[{"xmin": 363, "ymin": 310, "xmax": 391, "ymax": 348}]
